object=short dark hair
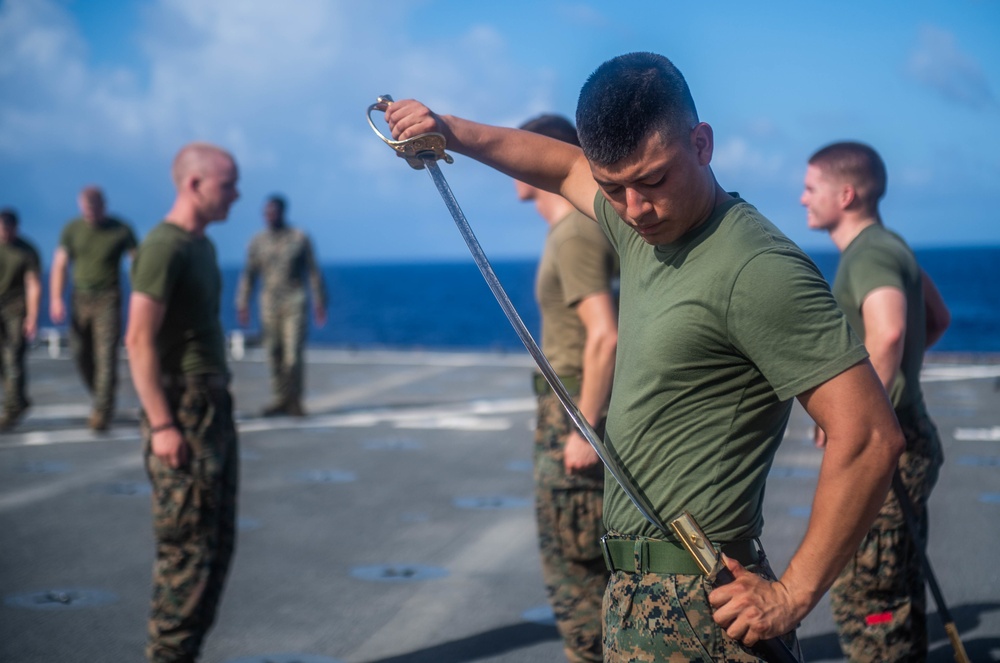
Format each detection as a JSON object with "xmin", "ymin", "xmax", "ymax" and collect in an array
[
  {"xmin": 266, "ymin": 194, "xmax": 287, "ymax": 213},
  {"xmin": 576, "ymin": 52, "xmax": 699, "ymax": 166},
  {"xmin": 518, "ymin": 114, "xmax": 580, "ymax": 147},
  {"xmin": 0, "ymin": 207, "xmax": 18, "ymax": 226},
  {"xmin": 808, "ymin": 142, "xmax": 887, "ymax": 211}
]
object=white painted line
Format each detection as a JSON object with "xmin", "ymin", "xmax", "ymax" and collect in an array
[
  {"xmin": 922, "ymin": 364, "xmax": 1000, "ymax": 382},
  {"xmin": 954, "ymin": 427, "xmax": 1000, "ymax": 441}
]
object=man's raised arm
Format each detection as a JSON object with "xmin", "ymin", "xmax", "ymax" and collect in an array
[{"xmin": 385, "ymin": 99, "xmax": 600, "ymax": 221}]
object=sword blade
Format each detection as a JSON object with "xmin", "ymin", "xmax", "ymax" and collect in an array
[{"xmin": 421, "ymin": 156, "xmax": 668, "ymax": 534}]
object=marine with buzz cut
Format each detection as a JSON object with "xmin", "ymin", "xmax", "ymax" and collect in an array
[
  {"xmin": 803, "ymin": 141, "xmax": 950, "ymax": 662},
  {"xmin": 385, "ymin": 51, "xmax": 905, "ymax": 661},
  {"xmin": 50, "ymin": 185, "xmax": 138, "ymax": 431},
  {"xmin": 126, "ymin": 141, "xmax": 241, "ymax": 663}
]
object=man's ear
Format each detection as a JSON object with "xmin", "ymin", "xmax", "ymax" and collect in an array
[
  {"xmin": 840, "ymin": 183, "xmax": 857, "ymax": 210},
  {"xmin": 692, "ymin": 122, "xmax": 714, "ymax": 166}
]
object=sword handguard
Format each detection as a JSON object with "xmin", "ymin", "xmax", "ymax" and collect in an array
[{"xmin": 367, "ymin": 94, "xmax": 454, "ymax": 170}]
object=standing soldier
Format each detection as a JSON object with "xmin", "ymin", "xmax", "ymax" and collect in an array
[
  {"xmin": 516, "ymin": 114, "xmax": 618, "ymax": 663},
  {"xmin": 802, "ymin": 141, "xmax": 950, "ymax": 662},
  {"xmin": 125, "ymin": 142, "xmax": 240, "ymax": 662},
  {"xmin": 236, "ymin": 194, "xmax": 327, "ymax": 417},
  {"xmin": 50, "ymin": 186, "xmax": 138, "ymax": 431},
  {"xmin": 0, "ymin": 208, "xmax": 42, "ymax": 432}
]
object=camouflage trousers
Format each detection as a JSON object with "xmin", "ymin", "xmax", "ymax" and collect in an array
[
  {"xmin": 70, "ymin": 289, "xmax": 122, "ymax": 418},
  {"xmin": 830, "ymin": 408, "xmax": 943, "ymax": 663},
  {"xmin": 143, "ymin": 378, "xmax": 239, "ymax": 663},
  {"xmin": 534, "ymin": 390, "xmax": 609, "ymax": 663},
  {"xmin": 603, "ymin": 547, "xmax": 801, "ymax": 662},
  {"xmin": 261, "ymin": 290, "xmax": 307, "ymax": 407},
  {"xmin": 0, "ymin": 297, "xmax": 30, "ymax": 418}
]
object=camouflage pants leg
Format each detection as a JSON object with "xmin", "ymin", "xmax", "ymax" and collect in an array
[
  {"xmin": 261, "ymin": 295, "xmax": 307, "ymax": 407},
  {"xmin": 0, "ymin": 298, "xmax": 29, "ymax": 417},
  {"xmin": 830, "ymin": 412, "xmax": 943, "ymax": 663},
  {"xmin": 603, "ymin": 557, "xmax": 801, "ymax": 662},
  {"xmin": 534, "ymin": 392, "xmax": 608, "ymax": 663},
  {"xmin": 143, "ymin": 382, "xmax": 239, "ymax": 663},
  {"xmin": 71, "ymin": 290, "xmax": 121, "ymax": 417}
]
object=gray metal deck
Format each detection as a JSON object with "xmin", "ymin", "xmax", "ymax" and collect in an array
[{"xmin": 1, "ymin": 348, "xmax": 998, "ymax": 662}]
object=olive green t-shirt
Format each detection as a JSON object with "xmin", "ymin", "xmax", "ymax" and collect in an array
[
  {"xmin": 833, "ymin": 223, "xmax": 927, "ymax": 420},
  {"xmin": 59, "ymin": 217, "xmax": 138, "ymax": 291},
  {"xmin": 536, "ymin": 210, "xmax": 619, "ymax": 376},
  {"xmin": 594, "ymin": 192, "xmax": 867, "ymax": 541},
  {"xmin": 130, "ymin": 222, "xmax": 227, "ymax": 376},
  {"xmin": 0, "ymin": 237, "xmax": 42, "ymax": 301}
]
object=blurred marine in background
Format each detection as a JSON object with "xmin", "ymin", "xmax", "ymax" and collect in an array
[
  {"xmin": 0, "ymin": 208, "xmax": 41, "ymax": 432},
  {"xmin": 50, "ymin": 185, "xmax": 138, "ymax": 431},
  {"xmin": 517, "ymin": 113, "xmax": 618, "ymax": 663},
  {"xmin": 236, "ymin": 194, "xmax": 327, "ymax": 417}
]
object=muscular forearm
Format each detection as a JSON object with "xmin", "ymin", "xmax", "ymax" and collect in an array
[
  {"xmin": 24, "ymin": 272, "xmax": 41, "ymax": 330},
  {"xmin": 576, "ymin": 328, "xmax": 616, "ymax": 426}
]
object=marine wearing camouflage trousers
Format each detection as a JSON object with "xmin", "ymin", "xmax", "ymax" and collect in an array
[
  {"xmin": 261, "ymin": 289, "xmax": 307, "ymax": 411},
  {"xmin": 534, "ymin": 389, "xmax": 609, "ymax": 663},
  {"xmin": 70, "ymin": 289, "xmax": 121, "ymax": 422},
  {"xmin": 0, "ymin": 297, "xmax": 30, "ymax": 420},
  {"xmin": 143, "ymin": 378, "xmax": 238, "ymax": 663},
  {"xmin": 602, "ymin": 539, "xmax": 802, "ymax": 662},
  {"xmin": 830, "ymin": 408, "xmax": 943, "ymax": 662}
]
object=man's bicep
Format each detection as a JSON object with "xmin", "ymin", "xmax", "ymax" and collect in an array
[
  {"xmin": 575, "ymin": 291, "xmax": 617, "ymax": 333},
  {"xmin": 797, "ymin": 359, "xmax": 893, "ymax": 447},
  {"xmin": 127, "ymin": 293, "xmax": 166, "ymax": 340}
]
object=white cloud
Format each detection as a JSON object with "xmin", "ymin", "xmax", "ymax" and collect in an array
[{"xmin": 905, "ymin": 24, "xmax": 997, "ymax": 110}]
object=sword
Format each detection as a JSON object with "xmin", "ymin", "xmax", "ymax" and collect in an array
[
  {"xmin": 366, "ymin": 95, "xmax": 668, "ymax": 534},
  {"xmin": 368, "ymin": 96, "xmax": 800, "ymax": 663}
]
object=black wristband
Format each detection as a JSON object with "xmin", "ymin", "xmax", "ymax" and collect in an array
[{"xmin": 149, "ymin": 422, "xmax": 176, "ymax": 434}]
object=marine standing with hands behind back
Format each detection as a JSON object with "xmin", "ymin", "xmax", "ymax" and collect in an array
[
  {"xmin": 235, "ymin": 195, "xmax": 327, "ymax": 417},
  {"xmin": 125, "ymin": 142, "xmax": 241, "ymax": 663},
  {"xmin": 50, "ymin": 186, "xmax": 138, "ymax": 431},
  {"xmin": 385, "ymin": 52, "xmax": 905, "ymax": 661},
  {"xmin": 517, "ymin": 114, "xmax": 618, "ymax": 663},
  {"xmin": 802, "ymin": 141, "xmax": 950, "ymax": 662},
  {"xmin": 0, "ymin": 208, "xmax": 41, "ymax": 432}
]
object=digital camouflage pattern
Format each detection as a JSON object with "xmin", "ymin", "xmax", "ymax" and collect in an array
[
  {"xmin": 143, "ymin": 380, "xmax": 238, "ymax": 663},
  {"xmin": 602, "ymin": 542, "xmax": 801, "ymax": 663},
  {"xmin": 70, "ymin": 289, "xmax": 121, "ymax": 423},
  {"xmin": 830, "ymin": 409, "xmax": 943, "ymax": 662},
  {"xmin": 534, "ymin": 390, "xmax": 608, "ymax": 663},
  {"xmin": 235, "ymin": 226, "xmax": 326, "ymax": 412},
  {"xmin": 0, "ymin": 297, "xmax": 30, "ymax": 421}
]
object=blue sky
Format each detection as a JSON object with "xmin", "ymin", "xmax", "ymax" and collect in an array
[{"xmin": 1, "ymin": 0, "xmax": 998, "ymax": 267}]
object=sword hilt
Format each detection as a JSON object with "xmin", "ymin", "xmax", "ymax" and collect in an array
[{"xmin": 367, "ymin": 94, "xmax": 454, "ymax": 170}]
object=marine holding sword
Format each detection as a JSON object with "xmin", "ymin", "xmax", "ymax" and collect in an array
[{"xmin": 384, "ymin": 52, "xmax": 905, "ymax": 661}]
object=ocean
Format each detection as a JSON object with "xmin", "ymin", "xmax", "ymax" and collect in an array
[{"xmin": 211, "ymin": 245, "xmax": 999, "ymax": 355}]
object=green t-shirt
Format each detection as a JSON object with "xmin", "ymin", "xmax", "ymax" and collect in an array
[
  {"xmin": 536, "ymin": 210, "xmax": 619, "ymax": 376},
  {"xmin": 594, "ymin": 192, "xmax": 867, "ymax": 541},
  {"xmin": 833, "ymin": 224, "xmax": 927, "ymax": 419},
  {"xmin": 0, "ymin": 237, "xmax": 41, "ymax": 301},
  {"xmin": 59, "ymin": 217, "xmax": 138, "ymax": 291},
  {"xmin": 130, "ymin": 222, "xmax": 227, "ymax": 376}
]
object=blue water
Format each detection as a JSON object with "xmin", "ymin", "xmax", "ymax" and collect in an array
[
  {"xmin": 217, "ymin": 245, "xmax": 999, "ymax": 354},
  {"xmin": 36, "ymin": 246, "xmax": 999, "ymax": 354}
]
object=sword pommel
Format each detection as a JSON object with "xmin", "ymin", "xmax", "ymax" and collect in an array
[{"xmin": 367, "ymin": 94, "xmax": 454, "ymax": 170}]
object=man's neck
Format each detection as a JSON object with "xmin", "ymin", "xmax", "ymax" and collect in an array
[
  {"xmin": 164, "ymin": 203, "xmax": 208, "ymax": 237},
  {"xmin": 830, "ymin": 214, "xmax": 879, "ymax": 252}
]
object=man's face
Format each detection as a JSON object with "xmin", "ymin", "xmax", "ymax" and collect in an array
[
  {"xmin": 801, "ymin": 164, "xmax": 844, "ymax": 232},
  {"xmin": 590, "ymin": 126, "xmax": 713, "ymax": 245},
  {"xmin": 79, "ymin": 194, "xmax": 105, "ymax": 224},
  {"xmin": 263, "ymin": 201, "xmax": 282, "ymax": 228},
  {"xmin": 0, "ymin": 221, "xmax": 15, "ymax": 243},
  {"xmin": 197, "ymin": 156, "xmax": 240, "ymax": 222}
]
